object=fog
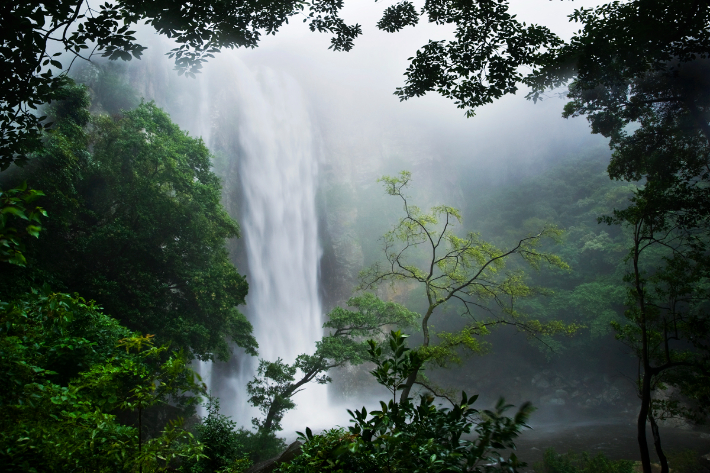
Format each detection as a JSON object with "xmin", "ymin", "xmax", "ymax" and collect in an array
[
  {"xmin": 234, "ymin": 0, "xmax": 607, "ymax": 177},
  {"xmin": 114, "ymin": 0, "xmax": 649, "ymax": 448}
]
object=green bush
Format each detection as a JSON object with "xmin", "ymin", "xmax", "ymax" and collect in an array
[
  {"xmin": 276, "ymin": 428, "xmax": 377, "ymax": 473},
  {"xmin": 280, "ymin": 331, "xmax": 533, "ymax": 473},
  {"xmin": 183, "ymin": 397, "xmax": 252, "ymax": 473},
  {"xmin": 182, "ymin": 396, "xmax": 287, "ymax": 472},
  {"xmin": 235, "ymin": 429, "xmax": 288, "ymax": 463},
  {"xmin": 533, "ymin": 448, "xmax": 634, "ymax": 473},
  {"xmin": 0, "ymin": 288, "xmax": 204, "ymax": 472},
  {"xmin": 667, "ymin": 449, "xmax": 704, "ymax": 473}
]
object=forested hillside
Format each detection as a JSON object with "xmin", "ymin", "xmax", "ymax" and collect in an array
[{"xmin": 2, "ymin": 1, "xmax": 710, "ymax": 473}]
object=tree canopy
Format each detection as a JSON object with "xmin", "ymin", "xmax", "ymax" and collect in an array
[
  {"xmin": 4, "ymin": 1, "xmax": 710, "ymax": 173},
  {"xmin": 3, "ymin": 0, "xmax": 574, "ymax": 169},
  {"xmin": 0, "ymin": 83, "xmax": 254, "ymax": 361},
  {"xmin": 529, "ymin": 0, "xmax": 710, "ymax": 232},
  {"xmin": 1, "ymin": 0, "xmax": 365, "ymax": 169},
  {"xmin": 0, "ymin": 288, "xmax": 205, "ymax": 472}
]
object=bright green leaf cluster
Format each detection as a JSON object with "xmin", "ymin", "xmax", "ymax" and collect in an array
[
  {"xmin": 0, "ymin": 288, "xmax": 206, "ymax": 472},
  {"xmin": 0, "ymin": 182, "xmax": 47, "ymax": 266},
  {"xmin": 284, "ymin": 332, "xmax": 534, "ymax": 473}
]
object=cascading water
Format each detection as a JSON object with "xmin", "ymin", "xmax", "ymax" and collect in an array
[
  {"xmin": 237, "ymin": 69, "xmax": 322, "ymax": 364},
  {"xmin": 182, "ymin": 54, "xmax": 331, "ymax": 431},
  {"xmin": 131, "ymin": 42, "xmax": 353, "ymax": 430},
  {"xmin": 231, "ymin": 65, "xmax": 327, "ymax": 430}
]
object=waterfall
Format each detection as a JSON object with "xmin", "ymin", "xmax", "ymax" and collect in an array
[
  {"xmin": 190, "ymin": 55, "xmax": 329, "ymax": 432},
  {"xmin": 237, "ymin": 68, "xmax": 323, "ymax": 365},
  {"xmin": 234, "ymin": 66, "xmax": 328, "ymax": 431}
]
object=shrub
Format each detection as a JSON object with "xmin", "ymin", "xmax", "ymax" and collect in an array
[
  {"xmin": 234, "ymin": 429, "xmax": 288, "ymax": 463},
  {"xmin": 533, "ymin": 448, "xmax": 634, "ymax": 473},
  {"xmin": 667, "ymin": 449, "xmax": 704, "ymax": 473},
  {"xmin": 183, "ymin": 397, "xmax": 252, "ymax": 473},
  {"xmin": 281, "ymin": 331, "xmax": 533, "ymax": 473}
]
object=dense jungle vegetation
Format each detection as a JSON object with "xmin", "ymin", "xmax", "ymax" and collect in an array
[{"xmin": 2, "ymin": 1, "xmax": 710, "ymax": 473}]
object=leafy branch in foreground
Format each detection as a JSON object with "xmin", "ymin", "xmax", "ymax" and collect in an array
[
  {"xmin": 0, "ymin": 182, "xmax": 46, "ymax": 266},
  {"xmin": 247, "ymin": 293, "xmax": 418, "ymax": 433},
  {"xmin": 284, "ymin": 331, "xmax": 533, "ymax": 473}
]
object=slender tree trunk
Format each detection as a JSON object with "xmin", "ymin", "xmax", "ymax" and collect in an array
[
  {"xmin": 638, "ymin": 370, "xmax": 653, "ymax": 473},
  {"xmin": 262, "ymin": 398, "xmax": 280, "ymax": 433},
  {"xmin": 649, "ymin": 410, "xmax": 669, "ymax": 473},
  {"xmin": 633, "ymin": 222, "xmax": 653, "ymax": 473},
  {"xmin": 399, "ymin": 304, "xmax": 434, "ymax": 403},
  {"xmin": 399, "ymin": 360, "xmax": 422, "ymax": 403}
]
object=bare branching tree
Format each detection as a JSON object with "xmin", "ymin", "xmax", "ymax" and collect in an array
[{"xmin": 359, "ymin": 171, "xmax": 577, "ymax": 402}]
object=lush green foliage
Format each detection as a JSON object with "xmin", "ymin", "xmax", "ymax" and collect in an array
[
  {"xmin": 0, "ymin": 83, "xmax": 254, "ymax": 361},
  {"xmin": 464, "ymin": 0, "xmax": 710, "ymax": 473},
  {"xmin": 183, "ymin": 397, "xmax": 252, "ymax": 473},
  {"xmin": 461, "ymin": 151, "xmax": 634, "ymax": 353},
  {"xmin": 533, "ymin": 448, "xmax": 634, "ymax": 473},
  {"xmin": 277, "ymin": 428, "xmax": 373, "ymax": 473},
  {"xmin": 4, "ymin": 3, "xmax": 709, "ymax": 471},
  {"xmin": 0, "ymin": 182, "xmax": 47, "ymax": 266},
  {"xmin": 247, "ymin": 293, "xmax": 418, "ymax": 433},
  {"xmin": 282, "ymin": 331, "xmax": 533, "ymax": 473},
  {"xmin": 4, "ymin": 1, "xmax": 708, "ymax": 171},
  {"xmin": 0, "ymin": 288, "xmax": 205, "ymax": 472},
  {"xmin": 464, "ymin": 139, "xmax": 710, "ymax": 473},
  {"xmin": 360, "ymin": 171, "xmax": 576, "ymax": 400}
]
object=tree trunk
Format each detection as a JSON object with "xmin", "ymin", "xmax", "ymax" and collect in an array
[
  {"xmin": 638, "ymin": 370, "xmax": 653, "ymax": 473},
  {"xmin": 398, "ymin": 361, "xmax": 421, "ymax": 403},
  {"xmin": 262, "ymin": 399, "xmax": 279, "ymax": 433},
  {"xmin": 399, "ymin": 303, "xmax": 434, "ymax": 403},
  {"xmin": 633, "ymin": 221, "xmax": 653, "ymax": 473},
  {"xmin": 649, "ymin": 410, "xmax": 669, "ymax": 473}
]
